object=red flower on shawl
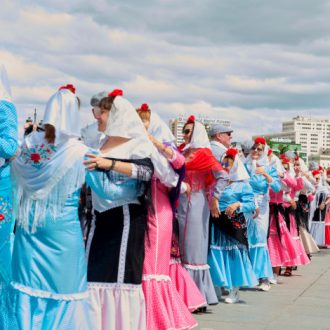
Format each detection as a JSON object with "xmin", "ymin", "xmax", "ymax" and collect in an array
[
  {"xmin": 139, "ymin": 103, "xmax": 150, "ymax": 111},
  {"xmin": 225, "ymin": 148, "xmax": 238, "ymax": 159},
  {"xmin": 255, "ymin": 137, "xmax": 266, "ymax": 145},
  {"xmin": 312, "ymin": 170, "xmax": 320, "ymax": 177},
  {"xmin": 281, "ymin": 157, "xmax": 290, "ymax": 164},
  {"xmin": 59, "ymin": 84, "xmax": 76, "ymax": 94},
  {"xmin": 187, "ymin": 115, "xmax": 195, "ymax": 123},
  {"xmin": 108, "ymin": 89, "xmax": 123, "ymax": 97},
  {"xmin": 0, "ymin": 214, "xmax": 4, "ymax": 221},
  {"xmin": 30, "ymin": 153, "xmax": 41, "ymax": 163},
  {"xmin": 267, "ymin": 149, "xmax": 273, "ymax": 156}
]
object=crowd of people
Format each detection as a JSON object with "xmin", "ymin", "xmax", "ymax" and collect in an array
[{"xmin": 0, "ymin": 64, "xmax": 330, "ymax": 330}]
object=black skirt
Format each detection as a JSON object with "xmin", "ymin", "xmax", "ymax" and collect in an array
[{"xmin": 87, "ymin": 203, "xmax": 147, "ymax": 285}]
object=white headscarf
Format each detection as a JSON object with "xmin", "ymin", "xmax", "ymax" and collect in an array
[
  {"xmin": 100, "ymin": 96, "xmax": 153, "ymax": 159},
  {"xmin": 223, "ymin": 151, "xmax": 250, "ymax": 181},
  {"xmin": 148, "ymin": 112, "xmax": 175, "ymax": 145},
  {"xmin": 184, "ymin": 120, "xmax": 211, "ymax": 150},
  {"xmin": 269, "ymin": 153, "xmax": 285, "ymax": 174},
  {"xmin": 245, "ymin": 143, "xmax": 270, "ymax": 171},
  {"xmin": 43, "ymin": 88, "xmax": 81, "ymax": 144},
  {"xmin": 12, "ymin": 87, "xmax": 87, "ymax": 232},
  {"xmin": 105, "ymin": 96, "xmax": 147, "ymax": 139},
  {"xmin": 0, "ymin": 65, "xmax": 12, "ymax": 102}
]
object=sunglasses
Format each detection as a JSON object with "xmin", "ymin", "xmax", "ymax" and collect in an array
[
  {"xmin": 182, "ymin": 128, "xmax": 191, "ymax": 135},
  {"xmin": 224, "ymin": 132, "xmax": 232, "ymax": 137},
  {"xmin": 221, "ymin": 162, "xmax": 230, "ymax": 168},
  {"xmin": 251, "ymin": 146, "xmax": 263, "ymax": 152}
]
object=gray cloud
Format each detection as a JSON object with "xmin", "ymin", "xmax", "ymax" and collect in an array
[{"xmin": 0, "ymin": 0, "xmax": 329, "ymax": 140}]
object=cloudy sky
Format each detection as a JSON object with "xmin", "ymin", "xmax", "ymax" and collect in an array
[{"xmin": 1, "ymin": 0, "xmax": 330, "ymax": 141}]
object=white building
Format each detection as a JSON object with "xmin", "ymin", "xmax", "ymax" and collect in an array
[
  {"xmin": 169, "ymin": 116, "xmax": 231, "ymax": 145},
  {"xmin": 257, "ymin": 116, "xmax": 330, "ymax": 161}
]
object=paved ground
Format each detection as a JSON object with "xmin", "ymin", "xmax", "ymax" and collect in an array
[{"xmin": 194, "ymin": 249, "xmax": 330, "ymax": 330}]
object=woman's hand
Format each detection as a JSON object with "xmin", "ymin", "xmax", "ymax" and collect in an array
[
  {"xmin": 225, "ymin": 202, "xmax": 240, "ymax": 217},
  {"xmin": 290, "ymin": 200, "xmax": 297, "ymax": 210},
  {"xmin": 185, "ymin": 183, "xmax": 192, "ymax": 197},
  {"xmin": 84, "ymin": 153, "xmax": 112, "ymax": 171},
  {"xmin": 319, "ymin": 203, "xmax": 326, "ymax": 211},
  {"xmin": 253, "ymin": 207, "xmax": 260, "ymax": 219},
  {"xmin": 210, "ymin": 196, "xmax": 220, "ymax": 218},
  {"xmin": 255, "ymin": 166, "xmax": 266, "ymax": 176}
]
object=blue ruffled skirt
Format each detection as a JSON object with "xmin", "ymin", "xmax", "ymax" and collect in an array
[
  {"xmin": 246, "ymin": 212, "xmax": 274, "ymax": 280},
  {"xmin": 208, "ymin": 226, "xmax": 258, "ymax": 290}
]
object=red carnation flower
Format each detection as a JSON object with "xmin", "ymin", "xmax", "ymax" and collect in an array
[
  {"xmin": 108, "ymin": 89, "xmax": 123, "ymax": 97},
  {"xmin": 187, "ymin": 115, "xmax": 195, "ymax": 123},
  {"xmin": 327, "ymin": 169, "xmax": 330, "ymax": 175},
  {"xmin": 30, "ymin": 153, "xmax": 41, "ymax": 163},
  {"xmin": 267, "ymin": 149, "xmax": 273, "ymax": 156},
  {"xmin": 312, "ymin": 170, "xmax": 320, "ymax": 177},
  {"xmin": 279, "ymin": 154, "xmax": 285, "ymax": 159},
  {"xmin": 225, "ymin": 148, "xmax": 238, "ymax": 158},
  {"xmin": 0, "ymin": 214, "xmax": 4, "ymax": 221},
  {"xmin": 59, "ymin": 84, "xmax": 76, "ymax": 94},
  {"xmin": 140, "ymin": 103, "xmax": 150, "ymax": 111},
  {"xmin": 319, "ymin": 165, "xmax": 323, "ymax": 171},
  {"xmin": 255, "ymin": 137, "xmax": 266, "ymax": 145},
  {"xmin": 281, "ymin": 157, "xmax": 290, "ymax": 164}
]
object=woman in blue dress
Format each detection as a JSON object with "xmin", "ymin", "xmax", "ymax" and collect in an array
[
  {"xmin": 244, "ymin": 137, "xmax": 281, "ymax": 290},
  {"xmin": 208, "ymin": 148, "xmax": 258, "ymax": 304},
  {"xmin": 0, "ymin": 65, "xmax": 18, "ymax": 328},
  {"xmin": 11, "ymin": 85, "xmax": 91, "ymax": 330}
]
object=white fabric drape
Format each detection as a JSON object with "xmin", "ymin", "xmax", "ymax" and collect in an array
[
  {"xmin": 148, "ymin": 112, "xmax": 175, "ymax": 145},
  {"xmin": 0, "ymin": 65, "xmax": 12, "ymax": 102},
  {"xmin": 43, "ymin": 89, "xmax": 81, "ymax": 143},
  {"xmin": 183, "ymin": 120, "xmax": 211, "ymax": 150}
]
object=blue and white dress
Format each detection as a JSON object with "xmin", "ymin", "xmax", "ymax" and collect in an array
[
  {"xmin": 208, "ymin": 181, "xmax": 258, "ymax": 289},
  {"xmin": 10, "ymin": 134, "xmax": 91, "ymax": 330},
  {"xmin": 86, "ymin": 142, "xmax": 153, "ymax": 330},
  {"xmin": 245, "ymin": 165, "xmax": 280, "ymax": 280},
  {"xmin": 0, "ymin": 100, "xmax": 18, "ymax": 328}
]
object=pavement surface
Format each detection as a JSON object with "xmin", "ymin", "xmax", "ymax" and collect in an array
[{"xmin": 194, "ymin": 249, "xmax": 330, "ymax": 330}]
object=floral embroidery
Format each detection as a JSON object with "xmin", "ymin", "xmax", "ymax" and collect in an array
[
  {"xmin": 0, "ymin": 196, "xmax": 12, "ymax": 224},
  {"xmin": 21, "ymin": 143, "xmax": 56, "ymax": 168}
]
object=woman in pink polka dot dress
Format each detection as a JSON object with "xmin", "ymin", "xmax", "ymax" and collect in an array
[{"xmin": 137, "ymin": 105, "xmax": 197, "ymax": 330}]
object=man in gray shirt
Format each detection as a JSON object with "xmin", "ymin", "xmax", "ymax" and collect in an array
[{"xmin": 209, "ymin": 124, "xmax": 233, "ymax": 162}]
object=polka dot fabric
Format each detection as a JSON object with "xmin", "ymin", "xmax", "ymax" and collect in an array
[{"xmin": 142, "ymin": 178, "xmax": 197, "ymax": 330}]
